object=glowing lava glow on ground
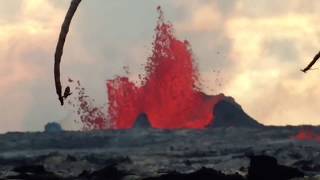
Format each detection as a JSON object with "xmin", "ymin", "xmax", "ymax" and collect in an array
[{"xmin": 294, "ymin": 130, "xmax": 320, "ymax": 142}]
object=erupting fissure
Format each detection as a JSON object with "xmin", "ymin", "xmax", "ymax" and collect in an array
[
  {"xmin": 71, "ymin": 7, "xmax": 225, "ymax": 130},
  {"xmin": 106, "ymin": 7, "xmax": 224, "ymax": 129}
]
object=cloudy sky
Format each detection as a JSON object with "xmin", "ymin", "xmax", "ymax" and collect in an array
[{"xmin": 1, "ymin": 0, "xmax": 320, "ymax": 132}]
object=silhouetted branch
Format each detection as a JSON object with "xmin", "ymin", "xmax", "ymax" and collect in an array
[
  {"xmin": 54, "ymin": 0, "xmax": 82, "ymax": 105},
  {"xmin": 301, "ymin": 51, "xmax": 320, "ymax": 73}
]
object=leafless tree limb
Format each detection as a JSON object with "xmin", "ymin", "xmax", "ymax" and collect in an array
[
  {"xmin": 301, "ymin": 51, "xmax": 320, "ymax": 73},
  {"xmin": 54, "ymin": 0, "xmax": 82, "ymax": 105}
]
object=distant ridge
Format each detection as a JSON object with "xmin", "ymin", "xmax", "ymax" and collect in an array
[{"xmin": 209, "ymin": 97, "xmax": 263, "ymax": 128}]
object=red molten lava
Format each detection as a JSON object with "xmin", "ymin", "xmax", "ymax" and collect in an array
[
  {"xmin": 107, "ymin": 7, "xmax": 224, "ymax": 129},
  {"xmin": 294, "ymin": 130, "xmax": 320, "ymax": 142},
  {"xmin": 68, "ymin": 80, "xmax": 108, "ymax": 130}
]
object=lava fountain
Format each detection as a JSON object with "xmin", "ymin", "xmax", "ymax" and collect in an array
[{"xmin": 106, "ymin": 7, "xmax": 224, "ymax": 129}]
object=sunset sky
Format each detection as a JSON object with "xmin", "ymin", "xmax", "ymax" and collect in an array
[{"xmin": 1, "ymin": 0, "xmax": 320, "ymax": 132}]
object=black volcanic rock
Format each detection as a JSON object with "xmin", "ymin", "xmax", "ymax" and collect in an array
[
  {"xmin": 13, "ymin": 165, "xmax": 47, "ymax": 174},
  {"xmin": 44, "ymin": 122, "xmax": 63, "ymax": 133},
  {"xmin": 79, "ymin": 165, "xmax": 129, "ymax": 180},
  {"xmin": 210, "ymin": 97, "xmax": 263, "ymax": 128},
  {"xmin": 9, "ymin": 164, "xmax": 62, "ymax": 180},
  {"xmin": 248, "ymin": 155, "xmax": 304, "ymax": 180},
  {"xmin": 134, "ymin": 113, "xmax": 152, "ymax": 128},
  {"xmin": 293, "ymin": 160, "xmax": 320, "ymax": 172},
  {"xmin": 143, "ymin": 167, "xmax": 245, "ymax": 180}
]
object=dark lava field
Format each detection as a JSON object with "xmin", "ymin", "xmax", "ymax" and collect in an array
[{"xmin": 0, "ymin": 126, "xmax": 320, "ymax": 180}]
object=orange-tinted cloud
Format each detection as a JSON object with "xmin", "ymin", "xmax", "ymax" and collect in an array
[
  {"xmin": 2, "ymin": 0, "xmax": 320, "ymax": 132},
  {"xmin": 0, "ymin": 0, "xmax": 65, "ymax": 132}
]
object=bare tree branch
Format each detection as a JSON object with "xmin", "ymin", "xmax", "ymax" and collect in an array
[
  {"xmin": 54, "ymin": 0, "xmax": 82, "ymax": 105},
  {"xmin": 301, "ymin": 51, "xmax": 320, "ymax": 73}
]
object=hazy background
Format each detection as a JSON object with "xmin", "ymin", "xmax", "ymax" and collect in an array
[{"xmin": 1, "ymin": 0, "xmax": 320, "ymax": 132}]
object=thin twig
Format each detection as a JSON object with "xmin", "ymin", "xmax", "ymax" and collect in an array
[{"xmin": 54, "ymin": 0, "xmax": 82, "ymax": 105}]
